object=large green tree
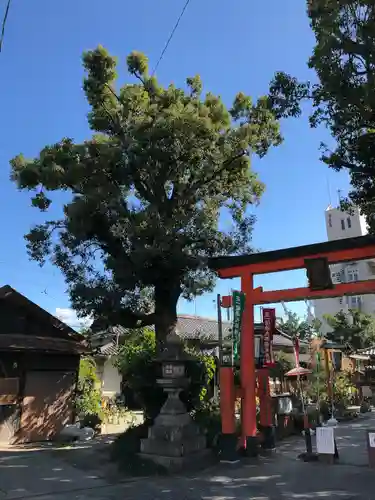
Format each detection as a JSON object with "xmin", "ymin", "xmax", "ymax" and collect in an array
[
  {"xmin": 268, "ymin": 1, "xmax": 375, "ymax": 229},
  {"xmin": 10, "ymin": 47, "xmax": 282, "ymax": 344},
  {"xmin": 323, "ymin": 309, "xmax": 375, "ymax": 352}
]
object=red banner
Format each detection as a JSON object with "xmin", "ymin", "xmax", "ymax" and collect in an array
[{"xmin": 262, "ymin": 308, "xmax": 276, "ymax": 368}]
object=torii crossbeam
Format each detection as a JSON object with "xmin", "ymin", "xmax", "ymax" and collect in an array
[{"xmin": 209, "ymin": 235, "xmax": 375, "ymax": 457}]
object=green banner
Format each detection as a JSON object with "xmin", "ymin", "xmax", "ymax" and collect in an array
[{"xmin": 232, "ymin": 291, "xmax": 245, "ymax": 362}]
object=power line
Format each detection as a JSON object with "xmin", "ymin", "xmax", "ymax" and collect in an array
[
  {"xmin": 152, "ymin": 0, "xmax": 191, "ymax": 76},
  {"xmin": 0, "ymin": 0, "xmax": 11, "ymax": 53}
]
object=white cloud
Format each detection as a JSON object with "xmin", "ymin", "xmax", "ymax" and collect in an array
[{"xmin": 55, "ymin": 308, "xmax": 92, "ymax": 330}]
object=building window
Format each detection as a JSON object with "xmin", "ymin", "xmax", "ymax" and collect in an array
[
  {"xmin": 350, "ymin": 296, "xmax": 361, "ymax": 308},
  {"xmin": 347, "ymin": 217, "xmax": 352, "ymax": 228},
  {"xmin": 347, "ymin": 269, "xmax": 359, "ymax": 282},
  {"xmin": 328, "ymin": 214, "xmax": 332, "ymax": 227},
  {"xmin": 341, "ymin": 219, "xmax": 345, "ymax": 230}
]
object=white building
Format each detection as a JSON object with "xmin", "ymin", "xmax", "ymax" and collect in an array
[{"xmin": 313, "ymin": 205, "xmax": 375, "ymax": 334}]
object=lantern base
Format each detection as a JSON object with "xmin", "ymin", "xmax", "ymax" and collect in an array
[{"xmin": 140, "ymin": 387, "xmax": 208, "ymax": 470}]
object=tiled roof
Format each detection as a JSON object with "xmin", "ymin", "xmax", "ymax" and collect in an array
[
  {"xmin": 176, "ymin": 314, "xmax": 300, "ymax": 348},
  {"xmin": 176, "ymin": 315, "xmax": 232, "ymax": 341},
  {"xmin": 97, "ymin": 342, "xmax": 119, "ymax": 357},
  {"xmin": 92, "ymin": 314, "xmax": 302, "ymax": 357}
]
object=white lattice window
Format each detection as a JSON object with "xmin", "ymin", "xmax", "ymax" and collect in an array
[
  {"xmin": 347, "ymin": 269, "xmax": 359, "ymax": 282},
  {"xmin": 350, "ymin": 296, "xmax": 361, "ymax": 308}
]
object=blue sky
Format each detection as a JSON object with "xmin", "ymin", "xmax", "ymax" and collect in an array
[{"xmin": 0, "ymin": 0, "xmax": 349, "ymax": 328}]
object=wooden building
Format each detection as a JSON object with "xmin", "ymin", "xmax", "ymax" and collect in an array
[{"xmin": 0, "ymin": 285, "xmax": 87, "ymax": 444}]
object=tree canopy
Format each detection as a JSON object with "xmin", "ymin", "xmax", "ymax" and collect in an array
[
  {"xmin": 267, "ymin": 1, "xmax": 375, "ymax": 229},
  {"xmin": 10, "ymin": 46, "xmax": 283, "ymax": 343},
  {"xmin": 323, "ymin": 309, "xmax": 375, "ymax": 352},
  {"xmin": 277, "ymin": 307, "xmax": 322, "ymax": 342}
]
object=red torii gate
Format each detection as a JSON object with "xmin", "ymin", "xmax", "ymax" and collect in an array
[{"xmin": 209, "ymin": 235, "xmax": 375, "ymax": 457}]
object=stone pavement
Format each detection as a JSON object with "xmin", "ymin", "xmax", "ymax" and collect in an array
[
  {"xmin": 0, "ymin": 446, "xmax": 107, "ymax": 499},
  {"xmin": 1, "ymin": 413, "xmax": 375, "ymax": 499}
]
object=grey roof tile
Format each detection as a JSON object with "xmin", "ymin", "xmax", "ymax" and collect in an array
[{"xmin": 91, "ymin": 314, "xmax": 303, "ymax": 356}]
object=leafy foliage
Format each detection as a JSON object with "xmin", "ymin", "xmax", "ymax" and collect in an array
[
  {"xmin": 75, "ymin": 357, "xmax": 101, "ymax": 417},
  {"xmin": 305, "ymin": 370, "xmax": 357, "ymax": 411},
  {"xmin": 267, "ymin": 1, "xmax": 375, "ymax": 229},
  {"xmin": 114, "ymin": 328, "xmax": 216, "ymax": 419},
  {"xmin": 323, "ymin": 309, "xmax": 375, "ymax": 352},
  {"xmin": 191, "ymin": 399, "xmax": 223, "ymax": 451},
  {"xmin": 277, "ymin": 307, "xmax": 322, "ymax": 341},
  {"xmin": 269, "ymin": 351, "xmax": 294, "ymax": 379},
  {"xmin": 10, "ymin": 46, "xmax": 283, "ymax": 343}
]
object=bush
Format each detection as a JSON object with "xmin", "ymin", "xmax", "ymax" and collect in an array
[
  {"xmin": 304, "ymin": 370, "xmax": 357, "ymax": 419},
  {"xmin": 75, "ymin": 357, "xmax": 102, "ymax": 418},
  {"xmin": 191, "ymin": 400, "xmax": 222, "ymax": 450}
]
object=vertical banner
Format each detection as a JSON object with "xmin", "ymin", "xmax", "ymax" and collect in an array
[
  {"xmin": 232, "ymin": 290, "xmax": 246, "ymax": 362},
  {"xmin": 262, "ymin": 308, "xmax": 276, "ymax": 367}
]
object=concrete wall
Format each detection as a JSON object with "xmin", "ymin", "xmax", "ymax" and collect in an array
[{"xmin": 97, "ymin": 358, "xmax": 122, "ymax": 398}]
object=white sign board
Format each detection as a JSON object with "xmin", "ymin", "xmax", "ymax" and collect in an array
[
  {"xmin": 368, "ymin": 432, "xmax": 375, "ymax": 448},
  {"xmin": 316, "ymin": 427, "xmax": 335, "ymax": 455}
]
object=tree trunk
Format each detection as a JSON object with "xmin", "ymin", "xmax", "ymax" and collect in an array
[{"xmin": 154, "ymin": 282, "xmax": 181, "ymax": 350}]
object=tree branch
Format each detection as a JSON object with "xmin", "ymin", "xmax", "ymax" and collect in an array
[
  {"xmin": 186, "ymin": 149, "xmax": 247, "ymax": 195},
  {"xmin": 91, "ymin": 309, "xmax": 156, "ymax": 332}
]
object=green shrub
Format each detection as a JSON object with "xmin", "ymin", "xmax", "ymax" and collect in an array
[
  {"xmin": 191, "ymin": 400, "xmax": 222, "ymax": 449},
  {"xmin": 304, "ymin": 370, "xmax": 357, "ymax": 417},
  {"xmin": 75, "ymin": 357, "xmax": 102, "ymax": 417}
]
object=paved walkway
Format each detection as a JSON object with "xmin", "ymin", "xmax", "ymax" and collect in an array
[
  {"xmin": 1, "ymin": 414, "xmax": 375, "ymax": 499},
  {"xmin": 276, "ymin": 413, "xmax": 373, "ymax": 466}
]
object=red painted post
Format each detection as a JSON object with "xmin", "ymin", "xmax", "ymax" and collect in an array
[
  {"xmin": 258, "ymin": 368, "xmax": 272, "ymax": 427},
  {"xmin": 220, "ymin": 366, "xmax": 236, "ymax": 434},
  {"xmin": 240, "ymin": 273, "xmax": 258, "ymax": 455}
]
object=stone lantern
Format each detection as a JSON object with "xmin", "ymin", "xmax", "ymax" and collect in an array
[{"xmin": 139, "ymin": 330, "xmax": 208, "ymax": 470}]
